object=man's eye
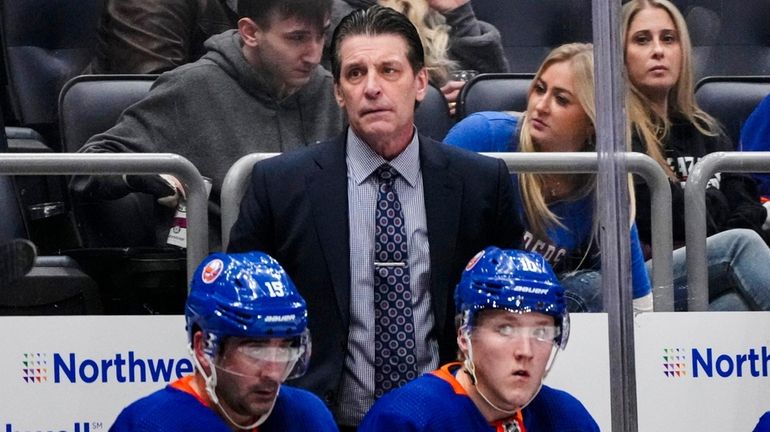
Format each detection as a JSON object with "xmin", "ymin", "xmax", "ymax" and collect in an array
[
  {"xmin": 347, "ymin": 69, "xmax": 363, "ymax": 79},
  {"xmin": 497, "ymin": 325, "xmax": 515, "ymax": 336},
  {"xmin": 288, "ymin": 34, "xmax": 308, "ymax": 42}
]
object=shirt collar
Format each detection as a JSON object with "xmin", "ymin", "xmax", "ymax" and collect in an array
[{"xmin": 346, "ymin": 126, "xmax": 421, "ymax": 187}]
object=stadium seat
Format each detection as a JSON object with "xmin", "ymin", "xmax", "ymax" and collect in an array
[
  {"xmin": 694, "ymin": 76, "xmax": 770, "ymax": 146},
  {"xmin": 57, "ymin": 74, "xmax": 187, "ymax": 314},
  {"xmin": 457, "ymin": 73, "xmax": 534, "ymax": 119},
  {"xmin": 471, "ymin": 0, "xmax": 592, "ymax": 73},
  {"xmin": 59, "ymin": 74, "xmax": 159, "ymax": 247},
  {"xmin": 0, "ymin": 112, "xmax": 101, "ymax": 314},
  {"xmin": 0, "ymin": 0, "xmax": 104, "ymax": 141},
  {"xmin": 676, "ymin": 0, "xmax": 770, "ymax": 79},
  {"xmin": 414, "ymin": 84, "xmax": 455, "ymax": 141}
]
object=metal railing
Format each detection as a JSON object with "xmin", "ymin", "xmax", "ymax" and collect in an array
[
  {"xmin": 219, "ymin": 151, "xmax": 673, "ymax": 309},
  {"xmin": 684, "ymin": 151, "xmax": 770, "ymax": 311},
  {"xmin": 0, "ymin": 153, "xmax": 208, "ymax": 281},
  {"xmin": 220, "ymin": 153, "xmax": 279, "ymax": 248}
]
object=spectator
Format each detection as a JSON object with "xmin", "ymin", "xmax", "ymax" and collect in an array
[
  {"xmin": 445, "ymin": 43, "xmax": 652, "ymax": 313},
  {"xmin": 327, "ymin": 0, "xmax": 509, "ymax": 112},
  {"xmin": 72, "ymin": 0, "xmax": 345, "ymax": 249},
  {"xmin": 109, "ymin": 251, "xmax": 337, "ymax": 431},
  {"xmin": 228, "ymin": 6, "xmax": 521, "ymax": 428},
  {"xmin": 358, "ymin": 247, "xmax": 599, "ymax": 431},
  {"xmin": 624, "ymin": 0, "xmax": 770, "ymax": 311},
  {"xmin": 740, "ymin": 94, "xmax": 770, "ymax": 200},
  {"xmin": 86, "ymin": 0, "xmax": 238, "ymax": 75}
]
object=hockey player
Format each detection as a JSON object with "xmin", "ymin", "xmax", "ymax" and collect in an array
[
  {"xmin": 110, "ymin": 251, "xmax": 338, "ymax": 431},
  {"xmin": 359, "ymin": 247, "xmax": 599, "ymax": 431}
]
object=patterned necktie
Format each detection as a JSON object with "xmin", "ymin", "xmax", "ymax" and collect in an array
[{"xmin": 373, "ymin": 164, "xmax": 418, "ymax": 398}]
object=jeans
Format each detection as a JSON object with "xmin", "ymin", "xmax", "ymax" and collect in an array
[
  {"xmin": 649, "ymin": 228, "xmax": 770, "ymax": 311},
  {"xmin": 560, "ymin": 270, "xmax": 603, "ymax": 312}
]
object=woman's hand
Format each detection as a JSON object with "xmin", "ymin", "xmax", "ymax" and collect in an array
[{"xmin": 441, "ymin": 80, "xmax": 466, "ymax": 116}]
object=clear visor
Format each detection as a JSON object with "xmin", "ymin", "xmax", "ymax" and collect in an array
[
  {"xmin": 492, "ymin": 324, "xmax": 561, "ymax": 344},
  {"xmin": 236, "ymin": 344, "xmax": 305, "ymax": 364}
]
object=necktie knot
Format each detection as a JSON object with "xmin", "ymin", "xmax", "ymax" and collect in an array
[{"xmin": 376, "ymin": 164, "xmax": 399, "ymax": 183}]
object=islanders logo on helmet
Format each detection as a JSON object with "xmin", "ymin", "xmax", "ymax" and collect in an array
[
  {"xmin": 186, "ymin": 251, "xmax": 309, "ymax": 348},
  {"xmin": 455, "ymin": 247, "xmax": 569, "ymax": 348},
  {"xmin": 201, "ymin": 258, "xmax": 225, "ymax": 284}
]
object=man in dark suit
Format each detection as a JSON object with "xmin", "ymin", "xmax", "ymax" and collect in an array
[{"xmin": 228, "ymin": 5, "xmax": 522, "ymax": 428}]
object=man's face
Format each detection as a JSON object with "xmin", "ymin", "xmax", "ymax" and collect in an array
[
  {"xmin": 243, "ymin": 12, "xmax": 328, "ymax": 96},
  {"xmin": 460, "ymin": 310, "xmax": 557, "ymax": 411},
  {"xmin": 212, "ymin": 337, "xmax": 299, "ymax": 421},
  {"xmin": 334, "ymin": 34, "xmax": 427, "ymax": 154}
]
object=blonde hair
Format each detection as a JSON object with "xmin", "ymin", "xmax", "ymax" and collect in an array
[
  {"xmin": 518, "ymin": 43, "xmax": 597, "ymax": 239},
  {"xmin": 378, "ymin": 0, "xmax": 457, "ymax": 84},
  {"xmin": 622, "ymin": 0, "xmax": 722, "ymax": 177}
]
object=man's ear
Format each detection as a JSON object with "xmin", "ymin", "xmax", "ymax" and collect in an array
[
  {"xmin": 334, "ymin": 83, "xmax": 345, "ymax": 108},
  {"xmin": 193, "ymin": 331, "xmax": 213, "ymax": 373},
  {"xmin": 457, "ymin": 327, "xmax": 470, "ymax": 354},
  {"xmin": 238, "ymin": 17, "xmax": 262, "ymax": 48},
  {"xmin": 413, "ymin": 67, "xmax": 429, "ymax": 103}
]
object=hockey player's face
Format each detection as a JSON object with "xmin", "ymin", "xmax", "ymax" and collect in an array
[
  {"xmin": 466, "ymin": 310, "xmax": 556, "ymax": 411},
  {"xmin": 213, "ymin": 337, "xmax": 296, "ymax": 423}
]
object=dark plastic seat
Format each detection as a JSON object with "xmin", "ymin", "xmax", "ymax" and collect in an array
[
  {"xmin": 0, "ymin": 111, "xmax": 101, "ymax": 314},
  {"xmin": 471, "ymin": 0, "xmax": 592, "ymax": 73},
  {"xmin": 0, "ymin": 0, "xmax": 104, "ymax": 135},
  {"xmin": 457, "ymin": 73, "xmax": 534, "ymax": 119},
  {"xmin": 57, "ymin": 74, "xmax": 187, "ymax": 314},
  {"xmin": 694, "ymin": 76, "xmax": 770, "ymax": 146},
  {"xmin": 59, "ymin": 74, "xmax": 157, "ymax": 153},
  {"xmin": 414, "ymin": 84, "xmax": 455, "ymax": 142},
  {"xmin": 677, "ymin": 1, "xmax": 770, "ymax": 79},
  {"xmin": 59, "ymin": 74, "xmax": 159, "ymax": 247}
]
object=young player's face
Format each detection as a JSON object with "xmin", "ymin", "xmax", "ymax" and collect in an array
[
  {"xmin": 527, "ymin": 61, "xmax": 593, "ymax": 153},
  {"xmin": 334, "ymin": 34, "xmax": 428, "ymax": 157},
  {"xmin": 624, "ymin": 6, "xmax": 682, "ymax": 103},
  {"xmin": 463, "ymin": 310, "xmax": 556, "ymax": 411},
  {"xmin": 213, "ymin": 337, "xmax": 298, "ymax": 422}
]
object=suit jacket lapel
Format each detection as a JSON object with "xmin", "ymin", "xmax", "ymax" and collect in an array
[
  {"xmin": 307, "ymin": 136, "xmax": 351, "ymax": 329},
  {"xmin": 420, "ymin": 136, "xmax": 462, "ymax": 340}
]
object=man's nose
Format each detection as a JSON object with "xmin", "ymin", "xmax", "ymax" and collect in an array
[
  {"xmin": 303, "ymin": 37, "xmax": 324, "ymax": 65},
  {"xmin": 364, "ymin": 71, "xmax": 382, "ymax": 98},
  {"xmin": 513, "ymin": 334, "xmax": 535, "ymax": 359}
]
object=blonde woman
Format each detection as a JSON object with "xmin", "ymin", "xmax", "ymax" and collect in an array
[
  {"xmin": 624, "ymin": 0, "xmax": 770, "ymax": 311},
  {"xmin": 445, "ymin": 43, "xmax": 653, "ymax": 313}
]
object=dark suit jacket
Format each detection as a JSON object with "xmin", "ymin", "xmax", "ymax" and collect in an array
[{"xmin": 228, "ymin": 133, "xmax": 522, "ymax": 411}]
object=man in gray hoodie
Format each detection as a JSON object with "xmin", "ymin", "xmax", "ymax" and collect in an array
[{"xmin": 72, "ymin": 0, "xmax": 344, "ymax": 248}]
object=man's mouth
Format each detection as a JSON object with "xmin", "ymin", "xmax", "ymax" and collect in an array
[{"xmin": 512, "ymin": 369, "xmax": 530, "ymax": 378}]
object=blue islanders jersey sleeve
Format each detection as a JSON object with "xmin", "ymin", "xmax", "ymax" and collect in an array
[
  {"xmin": 630, "ymin": 223, "xmax": 652, "ymax": 299},
  {"xmin": 444, "ymin": 112, "xmax": 520, "ymax": 152}
]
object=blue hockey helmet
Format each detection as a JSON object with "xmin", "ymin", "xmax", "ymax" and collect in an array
[
  {"xmin": 455, "ymin": 247, "xmax": 569, "ymax": 349},
  {"xmin": 186, "ymin": 251, "xmax": 310, "ymax": 375}
]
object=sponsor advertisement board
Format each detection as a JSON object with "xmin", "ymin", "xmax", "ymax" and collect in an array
[
  {"xmin": 636, "ymin": 312, "xmax": 770, "ymax": 431},
  {"xmin": 1, "ymin": 312, "xmax": 767, "ymax": 430},
  {"xmin": 0, "ymin": 316, "xmax": 190, "ymax": 432}
]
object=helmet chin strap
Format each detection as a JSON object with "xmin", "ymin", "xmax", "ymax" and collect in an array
[
  {"xmin": 462, "ymin": 329, "xmax": 557, "ymax": 417},
  {"xmin": 188, "ymin": 345, "xmax": 277, "ymax": 430}
]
